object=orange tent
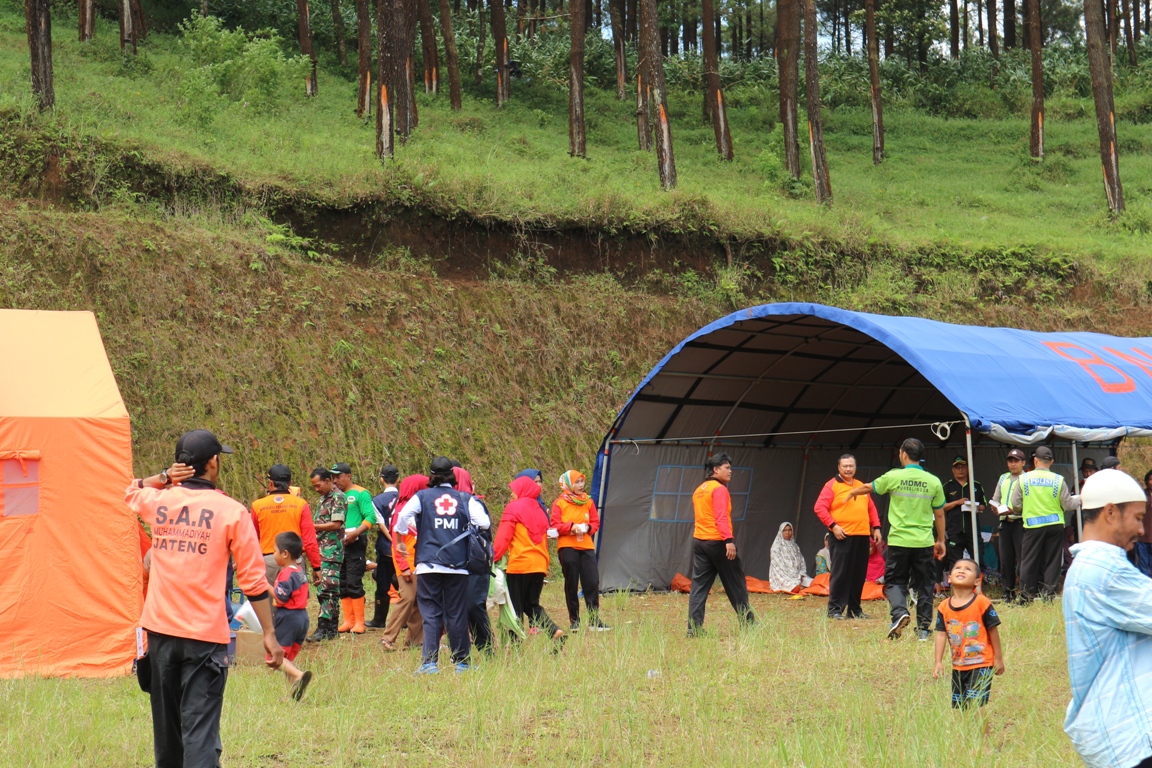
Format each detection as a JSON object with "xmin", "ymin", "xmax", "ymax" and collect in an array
[{"xmin": 0, "ymin": 310, "xmax": 139, "ymax": 677}]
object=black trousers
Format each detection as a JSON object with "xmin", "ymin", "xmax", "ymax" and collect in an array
[
  {"xmin": 467, "ymin": 572, "xmax": 493, "ymax": 652},
  {"xmin": 146, "ymin": 631, "xmax": 230, "ymax": 768},
  {"xmin": 340, "ymin": 537, "xmax": 367, "ymax": 599},
  {"xmin": 505, "ymin": 572, "xmax": 559, "ymax": 638},
  {"xmin": 998, "ymin": 520, "xmax": 1024, "ymax": 598},
  {"xmin": 416, "ymin": 571, "xmax": 472, "ymax": 665},
  {"xmin": 827, "ymin": 535, "xmax": 870, "ymax": 617},
  {"xmin": 885, "ymin": 545, "xmax": 936, "ymax": 631},
  {"xmin": 687, "ymin": 538, "xmax": 755, "ymax": 632},
  {"xmin": 372, "ymin": 540, "xmax": 396, "ymax": 622},
  {"xmin": 558, "ymin": 547, "xmax": 601, "ymax": 623},
  {"xmin": 942, "ymin": 530, "xmax": 978, "ymax": 575},
  {"xmin": 1019, "ymin": 524, "xmax": 1064, "ymax": 600}
]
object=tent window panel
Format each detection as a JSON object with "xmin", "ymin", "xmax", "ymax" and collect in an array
[
  {"xmin": 650, "ymin": 465, "xmax": 752, "ymax": 523},
  {"xmin": 0, "ymin": 458, "xmax": 41, "ymax": 518}
]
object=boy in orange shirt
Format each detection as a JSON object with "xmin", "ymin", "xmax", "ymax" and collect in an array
[{"xmin": 933, "ymin": 559, "xmax": 1005, "ymax": 709}]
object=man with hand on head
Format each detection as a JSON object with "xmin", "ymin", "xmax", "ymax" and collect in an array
[
  {"xmin": 330, "ymin": 462, "xmax": 376, "ymax": 634},
  {"xmin": 1063, "ymin": 469, "xmax": 1152, "ymax": 768},
  {"xmin": 1010, "ymin": 445, "xmax": 1079, "ymax": 602},
  {"xmin": 124, "ymin": 430, "xmax": 282, "ymax": 768}
]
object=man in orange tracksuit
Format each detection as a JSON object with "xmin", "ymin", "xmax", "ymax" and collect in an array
[
  {"xmin": 687, "ymin": 452, "xmax": 755, "ymax": 636},
  {"xmin": 124, "ymin": 429, "xmax": 282, "ymax": 768},
  {"xmin": 251, "ymin": 464, "xmax": 321, "ymax": 587},
  {"xmin": 813, "ymin": 453, "xmax": 883, "ymax": 620}
]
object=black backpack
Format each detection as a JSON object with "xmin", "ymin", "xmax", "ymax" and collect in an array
[{"xmin": 428, "ymin": 496, "xmax": 493, "ymax": 575}]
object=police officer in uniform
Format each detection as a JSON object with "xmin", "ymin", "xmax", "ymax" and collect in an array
[
  {"xmin": 1010, "ymin": 446, "xmax": 1080, "ymax": 602},
  {"xmin": 989, "ymin": 448, "xmax": 1027, "ymax": 603}
]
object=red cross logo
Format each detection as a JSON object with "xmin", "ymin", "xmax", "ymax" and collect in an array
[{"xmin": 434, "ymin": 494, "xmax": 458, "ymax": 516}]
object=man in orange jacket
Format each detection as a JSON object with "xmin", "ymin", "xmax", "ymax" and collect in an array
[
  {"xmin": 125, "ymin": 430, "xmax": 282, "ymax": 768},
  {"xmin": 687, "ymin": 453, "xmax": 755, "ymax": 636},
  {"xmin": 251, "ymin": 465, "xmax": 321, "ymax": 587},
  {"xmin": 813, "ymin": 454, "xmax": 883, "ymax": 620}
]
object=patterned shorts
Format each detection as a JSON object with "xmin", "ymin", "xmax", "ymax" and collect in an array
[{"xmin": 951, "ymin": 666, "xmax": 994, "ymax": 709}]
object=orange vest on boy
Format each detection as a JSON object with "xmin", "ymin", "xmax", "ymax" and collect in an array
[{"xmin": 939, "ymin": 593, "xmax": 997, "ymax": 669}]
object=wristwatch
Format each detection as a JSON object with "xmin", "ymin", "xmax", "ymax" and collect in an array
[{"xmin": 159, "ymin": 470, "xmax": 170, "ymax": 486}]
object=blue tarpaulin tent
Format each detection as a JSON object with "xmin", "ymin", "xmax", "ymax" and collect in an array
[{"xmin": 591, "ymin": 303, "xmax": 1152, "ymax": 591}]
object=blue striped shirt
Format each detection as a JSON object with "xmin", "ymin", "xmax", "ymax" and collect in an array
[{"xmin": 1063, "ymin": 541, "xmax": 1152, "ymax": 768}]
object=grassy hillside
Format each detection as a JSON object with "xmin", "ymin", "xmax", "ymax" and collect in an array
[{"xmin": 2, "ymin": 2, "xmax": 1152, "ymax": 273}]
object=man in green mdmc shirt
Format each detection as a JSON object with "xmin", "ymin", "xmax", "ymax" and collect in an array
[{"xmin": 848, "ymin": 437, "xmax": 945, "ymax": 642}]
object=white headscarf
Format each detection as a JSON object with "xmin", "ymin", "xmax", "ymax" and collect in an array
[{"xmin": 769, "ymin": 522, "xmax": 808, "ymax": 592}]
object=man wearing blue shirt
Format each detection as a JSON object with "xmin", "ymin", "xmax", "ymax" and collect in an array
[{"xmin": 1063, "ymin": 468, "xmax": 1152, "ymax": 768}]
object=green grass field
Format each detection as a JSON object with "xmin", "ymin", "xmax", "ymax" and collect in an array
[{"xmin": 0, "ymin": 588, "xmax": 1078, "ymax": 767}]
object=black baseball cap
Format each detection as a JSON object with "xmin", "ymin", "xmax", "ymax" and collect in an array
[
  {"xmin": 1100, "ymin": 456, "xmax": 1121, "ymax": 469},
  {"xmin": 1006, "ymin": 448, "xmax": 1026, "ymax": 461},
  {"xmin": 175, "ymin": 430, "xmax": 232, "ymax": 465},
  {"xmin": 379, "ymin": 464, "xmax": 400, "ymax": 482},
  {"xmin": 1033, "ymin": 446, "xmax": 1054, "ymax": 460},
  {"xmin": 268, "ymin": 464, "xmax": 292, "ymax": 482},
  {"xmin": 329, "ymin": 462, "xmax": 352, "ymax": 475},
  {"xmin": 430, "ymin": 456, "xmax": 455, "ymax": 474},
  {"xmin": 952, "ymin": 456, "xmax": 968, "ymax": 466},
  {"xmin": 1079, "ymin": 457, "xmax": 1098, "ymax": 471}
]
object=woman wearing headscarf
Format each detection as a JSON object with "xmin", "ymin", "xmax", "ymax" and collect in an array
[
  {"xmin": 769, "ymin": 522, "xmax": 810, "ymax": 593},
  {"xmin": 815, "ymin": 533, "xmax": 832, "ymax": 576},
  {"xmin": 454, "ymin": 466, "xmax": 494, "ymax": 653},
  {"xmin": 380, "ymin": 474, "xmax": 428, "ymax": 652},
  {"xmin": 551, "ymin": 470, "xmax": 609, "ymax": 632},
  {"xmin": 494, "ymin": 475, "xmax": 563, "ymax": 644},
  {"xmin": 515, "ymin": 469, "xmax": 550, "ymax": 516}
]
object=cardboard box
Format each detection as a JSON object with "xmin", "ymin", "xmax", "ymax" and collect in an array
[{"xmin": 231, "ymin": 630, "xmax": 269, "ymax": 667}]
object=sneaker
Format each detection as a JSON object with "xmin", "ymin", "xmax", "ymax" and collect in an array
[
  {"xmin": 454, "ymin": 662, "xmax": 474, "ymax": 673},
  {"xmin": 569, "ymin": 621, "xmax": 580, "ymax": 633},
  {"xmin": 848, "ymin": 612, "xmax": 870, "ymax": 620},
  {"xmin": 827, "ymin": 613, "xmax": 846, "ymax": 620},
  {"xmin": 887, "ymin": 613, "xmax": 911, "ymax": 640},
  {"xmin": 917, "ymin": 629, "xmax": 932, "ymax": 642},
  {"xmin": 590, "ymin": 621, "xmax": 612, "ymax": 632},
  {"xmin": 414, "ymin": 662, "xmax": 439, "ymax": 675}
]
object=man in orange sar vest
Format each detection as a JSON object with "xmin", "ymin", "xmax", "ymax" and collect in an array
[
  {"xmin": 251, "ymin": 464, "xmax": 322, "ymax": 587},
  {"xmin": 687, "ymin": 452, "xmax": 756, "ymax": 636},
  {"xmin": 813, "ymin": 453, "xmax": 883, "ymax": 620}
]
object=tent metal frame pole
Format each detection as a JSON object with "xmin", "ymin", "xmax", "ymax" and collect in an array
[
  {"xmin": 793, "ymin": 437, "xmax": 814, "ymax": 535},
  {"xmin": 963, "ymin": 414, "xmax": 981, "ymax": 570},
  {"xmin": 1071, "ymin": 441, "xmax": 1083, "ymax": 542}
]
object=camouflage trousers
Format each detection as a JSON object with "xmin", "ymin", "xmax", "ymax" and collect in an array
[{"xmin": 318, "ymin": 559, "xmax": 343, "ymax": 622}]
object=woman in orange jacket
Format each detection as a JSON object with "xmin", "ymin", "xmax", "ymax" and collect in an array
[
  {"xmin": 551, "ymin": 470, "xmax": 609, "ymax": 632},
  {"xmin": 493, "ymin": 475, "xmax": 563, "ymax": 643}
]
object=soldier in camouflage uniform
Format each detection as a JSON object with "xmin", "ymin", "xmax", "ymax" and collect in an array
[{"xmin": 307, "ymin": 467, "xmax": 346, "ymax": 641}]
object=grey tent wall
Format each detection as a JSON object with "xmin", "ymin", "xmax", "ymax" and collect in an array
[{"xmin": 597, "ymin": 441, "xmax": 1106, "ymax": 592}]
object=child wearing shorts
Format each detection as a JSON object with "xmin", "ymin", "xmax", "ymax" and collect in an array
[
  {"xmin": 271, "ymin": 531, "xmax": 314, "ymax": 701},
  {"xmin": 933, "ymin": 558, "xmax": 1005, "ymax": 709}
]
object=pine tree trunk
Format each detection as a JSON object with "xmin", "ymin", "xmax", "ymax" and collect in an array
[
  {"xmin": 1028, "ymin": 0, "xmax": 1043, "ymax": 158},
  {"xmin": 866, "ymin": 0, "xmax": 884, "ymax": 163},
  {"xmin": 119, "ymin": 0, "xmax": 136, "ymax": 52},
  {"xmin": 777, "ymin": 0, "xmax": 802, "ymax": 178},
  {"xmin": 356, "ymin": 0, "xmax": 371, "ymax": 117},
  {"xmin": 639, "ymin": 0, "xmax": 676, "ymax": 188},
  {"xmin": 418, "ymin": 0, "xmax": 439, "ymax": 93},
  {"xmin": 1121, "ymin": 0, "xmax": 1137, "ymax": 63},
  {"xmin": 569, "ymin": 0, "xmax": 587, "ymax": 156},
  {"xmin": 79, "ymin": 0, "xmax": 95, "ymax": 42},
  {"xmin": 474, "ymin": 3, "xmax": 486, "ymax": 88},
  {"xmin": 396, "ymin": 0, "xmax": 420, "ymax": 138},
  {"xmin": 1085, "ymin": 0, "xmax": 1124, "ymax": 211},
  {"xmin": 950, "ymin": 0, "xmax": 960, "ymax": 56},
  {"xmin": 1004, "ymin": 0, "xmax": 1015, "ymax": 45},
  {"xmin": 201, "ymin": 0, "xmax": 209, "ymax": 14},
  {"xmin": 635, "ymin": 56, "xmax": 652, "ymax": 149},
  {"xmin": 439, "ymin": 0, "xmax": 463, "ymax": 109},
  {"xmin": 988, "ymin": 0, "xmax": 1000, "ymax": 56},
  {"xmin": 330, "ymin": 0, "xmax": 348, "ymax": 65},
  {"xmin": 491, "ymin": 0, "xmax": 510, "ymax": 104},
  {"xmin": 702, "ymin": 0, "xmax": 732, "ymax": 159},
  {"xmin": 610, "ymin": 0, "xmax": 628, "ymax": 98},
  {"xmin": 378, "ymin": 0, "xmax": 395, "ymax": 159},
  {"xmin": 803, "ymin": 0, "xmax": 831, "ymax": 202},
  {"xmin": 1109, "ymin": 0, "xmax": 1119, "ymax": 56},
  {"xmin": 297, "ymin": 0, "xmax": 318, "ymax": 96},
  {"xmin": 26, "ymin": 0, "xmax": 54, "ymax": 111}
]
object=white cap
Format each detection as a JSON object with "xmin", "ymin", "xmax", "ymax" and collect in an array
[{"xmin": 1080, "ymin": 469, "xmax": 1147, "ymax": 510}]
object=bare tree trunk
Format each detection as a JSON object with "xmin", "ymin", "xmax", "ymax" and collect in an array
[
  {"xmin": 491, "ymin": 0, "xmax": 510, "ymax": 104},
  {"xmin": 1004, "ymin": 0, "xmax": 1015, "ymax": 45},
  {"xmin": 988, "ymin": 0, "xmax": 999, "ymax": 56},
  {"xmin": 702, "ymin": 0, "xmax": 733, "ymax": 159},
  {"xmin": 1085, "ymin": 0, "xmax": 1124, "ymax": 211},
  {"xmin": 950, "ymin": 0, "xmax": 960, "ymax": 56},
  {"xmin": 418, "ymin": 0, "xmax": 439, "ymax": 93},
  {"xmin": 201, "ymin": 0, "xmax": 209, "ymax": 14},
  {"xmin": 330, "ymin": 0, "xmax": 348, "ymax": 65},
  {"xmin": 803, "ymin": 0, "xmax": 831, "ymax": 202},
  {"xmin": 378, "ymin": 0, "xmax": 395, "ymax": 159},
  {"xmin": 1109, "ymin": 0, "xmax": 1119, "ymax": 56},
  {"xmin": 1028, "ymin": 0, "xmax": 1043, "ymax": 158},
  {"xmin": 356, "ymin": 0, "xmax": 372, "ymax": 117},
  {"xmin": 475, "ymin": 4, "xmax": 486, "ymax": 88},
  {"xmin": 297, "ymin": 0, "xmax": 318, "ymax": 96},
  {"xmin": 79, "ymin": 0, "xmax": 95, "ymax": 42},
  {"xmin": 777, "ymin": 0, "xmax": 802, "ymax": 178},
  {"xmin": 396, "ymin": 0, "xmax": 420, "ymax": 138},
  {"xmin": 26, "ymin": 0, "xmax": 54, "ymax": 111},
  {"xmin": 866, "ymin": 0, "xmax": 884, "ymax": 163},
  {"xmin": 1121, "ymin": 0, "xmax": 1137, "ymax": 63},
  {"xmin": 610, "ymin": 0, "xmax": 628, "ymax": 98},
  {"xmin": 569, "ymin": 0, "xmax": 587, "ymax": 156},
  {"xmin": 439, "ymin": 0, "xmax": 463, "ymax": 109},
  {"xmin": 635, "ymin": 57, "xmax": 652, "ymax": 149},
  {"xmin": 119, "ymin": 0, "xmax": 136, "ymax": 52},
  {"xmin": 639, "ymin": 0, "xmax": 676, "ymax": 188}
]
